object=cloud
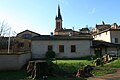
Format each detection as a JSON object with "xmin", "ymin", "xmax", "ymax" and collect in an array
[{"xmin": 89, "ymin": 8, "xmax": 96, "ymax": 14}]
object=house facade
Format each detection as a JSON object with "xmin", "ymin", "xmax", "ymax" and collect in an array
[
  {"xmin": 31, "ymin": 35, "xmax": 93, "ymax": 59},
  {"xmin": 93, "ymin": 29, "xmax": 120, "ymax": 44},
  {"xmin": 16, "ymin": 30, "xmax": 40, "ymax": 39},
  {"xmin": 92, "ymin": 22, "xmax": 120, "ymax": 44},
  {"xmin": 91, "ymin": 22, "xmax": 120, "ymax": 57}
]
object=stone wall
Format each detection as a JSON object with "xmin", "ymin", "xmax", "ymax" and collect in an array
[
  {"xmin": 32, "ymin": 40, "xmax": 92, "ymax": 59},
  {"xmin": 0, "ymin": 53, "xmax": 31, "ymax": 70}
]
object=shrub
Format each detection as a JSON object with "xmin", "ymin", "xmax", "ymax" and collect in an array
[{"xmin": 45, "ymin": 50, "xmax": 56, "ymax": 59}]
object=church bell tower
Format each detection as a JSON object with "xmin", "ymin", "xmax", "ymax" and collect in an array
[{"xmin": 55, "ymin": 5, "xmax": 63, "ymax": 32}]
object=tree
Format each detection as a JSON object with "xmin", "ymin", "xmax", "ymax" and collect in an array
[{"xmin": 0, "ymin": 21, "xmax": 10, "ymax": 37}]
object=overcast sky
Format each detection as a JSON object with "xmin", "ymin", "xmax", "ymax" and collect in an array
[{"xmin": 0, "ymin": 0, "xmax": 120, "ymax": 35}]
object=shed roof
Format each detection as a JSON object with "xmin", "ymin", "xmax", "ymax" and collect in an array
[{"xmin": 91, "ymin": 40, "xmax": 120, "ymax": 48}]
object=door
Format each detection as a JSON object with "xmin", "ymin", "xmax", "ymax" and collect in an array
[{"xmin": 94, "ymin": 48, "xmax": 102, "ymax": 58}]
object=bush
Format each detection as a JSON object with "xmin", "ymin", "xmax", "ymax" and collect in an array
[{"xmin": 45, "ymin": 50, "xmax": 56, "ymax": 59}]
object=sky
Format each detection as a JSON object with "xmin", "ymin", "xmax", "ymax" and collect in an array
[{"xmin": 0, "ymin": 0, "xmax": 120, "ymax": 35}]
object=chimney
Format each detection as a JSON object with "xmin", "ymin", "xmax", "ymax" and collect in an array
[{"xmin": 50, "ymin": 32, "xmax": 53, "ymax": 36}]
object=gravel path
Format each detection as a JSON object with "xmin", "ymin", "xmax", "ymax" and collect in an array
[{"xmin": 88, "ymin": 69, "xmax": 120, "ymax": 80}]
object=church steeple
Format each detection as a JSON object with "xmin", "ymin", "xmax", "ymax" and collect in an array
[
  {"xmin": 55, "ymin": 5, "xmax": 63, "ymax": 32},
  {"xmin": 58, "ymin": 5, "xmax": 62, "ymax": 20},
  {"xmin": 55, "ymin": 5, "xmax": 62, "ymax": 20}
]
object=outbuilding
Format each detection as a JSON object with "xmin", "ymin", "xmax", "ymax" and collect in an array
[{"xmin": 31, "ymin": 35, "xmax": 93, "ymax": 59}]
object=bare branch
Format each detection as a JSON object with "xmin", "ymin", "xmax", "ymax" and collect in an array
[{"xmin": 0, "ymin": 21, "xmax": 10, "ymax": 37}]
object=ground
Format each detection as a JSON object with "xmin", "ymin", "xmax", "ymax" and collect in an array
[
  {"xmin": 88, "ymin": 68, "xmax": 120, "ymax": 80},
  {"xmin": 0, "ymin": 59, "xmax": 120, "ymax": 80}
]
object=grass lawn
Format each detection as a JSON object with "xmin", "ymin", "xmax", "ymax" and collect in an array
[
  {"xmin": 0, "ymin": 60, "xmax": 91, "ymax": 80},
  {"xmin": 0, "ymin": 59, "xmax": 120, "ymax": 80},
  {"xmin": 92, "ymin": 59, "xmax": 120, "ymax": 76},
  {"xmin": 53, "ymin": 60, "xmax": 92, "ymax": 73},
  {"xmin": 0, "ymin": 70, "xmax": 27, "ymax": 80}
]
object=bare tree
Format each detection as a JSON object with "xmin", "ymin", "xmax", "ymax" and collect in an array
[{"xmin": 0, "ymin": 21, "xmax": 10, "ymax": 37}]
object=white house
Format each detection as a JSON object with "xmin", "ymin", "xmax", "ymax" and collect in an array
[
  {"xmin": 92, "ymin": 22, "xmax": 120, "ymax": 44},
  {"xmin": 31, "ymin": 35, "xmax": 93, "ymax": 59}
]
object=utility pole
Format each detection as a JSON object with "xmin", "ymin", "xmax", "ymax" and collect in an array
[{"xmin": 8, "ymin": 28, "xmax": 11, "ymax": 54}]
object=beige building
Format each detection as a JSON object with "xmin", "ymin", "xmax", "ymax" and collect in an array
[
  {"xmin": 92, "ymin": 22, "xmax": 120, "ymax": 44},
  {"xmin": 31, "ymin": 35, "xmax": 93, "ymax": 59},
  {"xmin": 17, "ymin": 30, "xmax": 40, "ymax": 39}
]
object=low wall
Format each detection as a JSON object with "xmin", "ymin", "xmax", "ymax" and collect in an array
[{"xmin": 0, "ymin": 53, "xmax": 31, "ymax": 70}]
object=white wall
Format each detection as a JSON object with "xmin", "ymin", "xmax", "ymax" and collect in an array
[
  {"xmin": 0, "ymin": 53, "xmax": 31, "ymax": 70},
  {"xmin": 94, "ymin": 31, "xmax": 111, "ymax": 42},
  {"xmin": 32, "ymin": 40, "xmax": 92, "ymax": 59}
]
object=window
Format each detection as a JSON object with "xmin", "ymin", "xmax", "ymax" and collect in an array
[
  {"xmin": 58, "ymin": 22, "xmax": 60, "ymax": 28},
  {"xmin": 59, "ymin": 45, "xmax": 64, "ymax": 52},
  {"xmin": 115, "ymin": 38, "xmax": 118, "ymax": 43},
  {"xmin": 48, "ymin": 45, "xmax": 53, "ymax": 51},
  {"xmin": 71, "ymin": 45, "xmax": 76, "ymax": 52},
  {"xmin": 112, "ymin": 38, "xmax": 118, "ymax": 43},
  {"xmin": 18, "ymin": 42, "xmax": 24, "ymax": 48}
]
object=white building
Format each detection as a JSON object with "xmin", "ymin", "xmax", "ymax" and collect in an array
[
  {"xmin": 92, "ymin": 22, "xmax": 120, "ymax": 44},
  {"xmin": 31, "ymin": 35, "xmax": 93, "ymax": 59}
]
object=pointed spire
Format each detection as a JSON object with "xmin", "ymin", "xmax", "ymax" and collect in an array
[
  {"xmin": 102, "ymin": 21, "xmax": 105, "ymax": 25},
  {"xmin": 56, "ymin": 4, "xmax": 62, "ymax": 20},
  {"xmin": 58, "ymin": 4, "xmax": 60, "ymax": 16}
]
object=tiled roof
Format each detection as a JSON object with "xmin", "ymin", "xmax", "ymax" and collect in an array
[
  {"xmin": 96, "ymin": 24, "xmax": 111, "ymax": 31},
  {"xmin": 91, "ymin": 40, "xmax": 120, "ymax": 48},
  {"xmin": 92, "ymin": 28, "xmax": 120, "ymax": 35},
  {"xmin": 17, "ymin": 30, "xmax": 40, "ymax": 36},
  {"xmin": 80, "ymin": 28, "xmax": 90, "ymax": 31},
  {"xmin": 32, "ymin": 35, "xmax": 93, "ymax": 41}
]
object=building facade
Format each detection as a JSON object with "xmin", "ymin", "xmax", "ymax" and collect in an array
[
  {"xmin": 31, "ymin": 35, "xmax": 93, "ymax": 59},
  {"xmin": 92, "ymin": 22, "xmax": 120, "ymax": 44}
]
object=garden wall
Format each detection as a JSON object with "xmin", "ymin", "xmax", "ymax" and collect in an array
[{"xmin": 0, "ymin": 53, "xmax": 31, "ymax": 70}]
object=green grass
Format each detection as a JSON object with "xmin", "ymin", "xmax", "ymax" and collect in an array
[
  {"xmin": 0, "ymin": 70, "xmax": 27, "ymax": 80},
  {"xmin": 104, "ymin": 59, "xmax": 120, "ymax": 68},
  {"xmin": 92, "ymin": 59, "xmax": 120, "ymax": 76},
  {"xmin": 0, "ymin": 60, "xmax": 91, "ymax": 80},
  {"xmin": 0, "ymin": 59, "xmax": 120, "ymax": 80},
  {"xmin": 53, "ymin": 60, "xmax": 92, "ymax": 73}
]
